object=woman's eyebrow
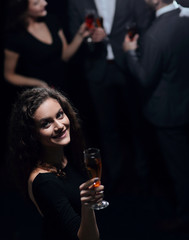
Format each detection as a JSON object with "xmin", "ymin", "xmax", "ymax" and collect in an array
[{"xmin": 38, "ymin": 108, "xmax": 63, "ymax": 122}]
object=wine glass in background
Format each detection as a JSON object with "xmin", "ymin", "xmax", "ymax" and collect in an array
[
  {"xmin": 125, "ymin": 22, "xmax": 137, "ymax": 41},
  {"xmin": 96, "ymin": 16, "xmax": 103, "ymax": 28},
  {"xmin": 83, "ymin": 148, "xmax": 109, "ymax": 210},
  {"xmin": 85, "ymin": 9, "xmax": 96, "ymax": 29},
  {"xmin": 85, "ymin": 9, "xmax": 96, "ymax": 43}
]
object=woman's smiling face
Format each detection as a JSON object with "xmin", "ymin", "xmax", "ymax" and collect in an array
[
  {"xmin": 27, "ymin": 0, "xmax": 48, "ymax": 18},
  {"xmin": 33, "ymin": 98, "xmax": 71, "ymax": 148}
]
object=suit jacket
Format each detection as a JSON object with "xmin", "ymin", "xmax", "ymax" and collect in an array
[
  {"xmin": 177, "ymin": 0, "xmax": 189, "ymax": 7},
  {"xmin": 125, "ymin": 8, "xmax": 189, "ymax": 127},
  {"xmin": 67, "ymin": 0, "xmax": 154, "ymax": 83}
]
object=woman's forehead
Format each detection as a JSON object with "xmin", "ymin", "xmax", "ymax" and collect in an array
[{"xmin": 34, "ymin": 98, "xmax": 61, "ymax": 119}]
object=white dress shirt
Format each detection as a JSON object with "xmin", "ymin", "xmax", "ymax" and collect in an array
[
  {"xmin": 94, "ymin": 0, "xmax": 116, "ymax": 59},
  {"xmin": 156, "ymin": 1, "xmax": 179, "ymax": 17},
  {"xmin": 156, "ymin": 1, "xmax": 189, "ymax": 18},
  {"xmin": 179, "ymin": 3, "xmax": 189, "ymax": 17}
]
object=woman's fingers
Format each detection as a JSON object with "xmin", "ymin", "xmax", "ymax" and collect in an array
[
  {"xmin": 80, "ymin": 178, "xmax": 104, "ymax": 206},
  {"xmin": 80, "ymin": 188, "xmax": 104, "ymax": 198},
  {"xmin": 81, "ymin": 192, "xmax": 104, "ymax": 206},
  {"xmin": 79, "ymin": 178, "xmax": 99, "ymax": 190}
]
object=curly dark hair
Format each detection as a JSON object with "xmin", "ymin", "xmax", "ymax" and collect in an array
[
  {"xmin": 4, "ymin": 0, "xmax": 29, "ymax": 32},
  {"xmin": 4, "ymin": 0, "xmax": 47, "ymax": 32},
  {"xmin": 8, "ymin": 87, "xmax": 86, "ymax": 197}
]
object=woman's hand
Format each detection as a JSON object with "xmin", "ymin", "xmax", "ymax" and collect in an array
[
  {"xmin": 33, "ymin": 79, "xmax": 49, "ymax": 88},
  {"xmin": 79, "ymin": 178, "xmax": 104, "ymax": 208},
  {"xmin": 77, "ymin": 23, "xmax": 106, "ymax": 43},
  {"xmin": 77, "ymin": 22, "xmax": 91, "ymax": 39}
]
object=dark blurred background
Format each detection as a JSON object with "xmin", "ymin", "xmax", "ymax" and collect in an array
[{"xmin": 1, "ymin": 1, "xmax": 189, "ymax": 239}]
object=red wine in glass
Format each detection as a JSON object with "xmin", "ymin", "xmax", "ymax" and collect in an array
[
  {"xmin": 96, "ymin": 16, "xmax": 103, "ymax": 28},
  {"xmin": 126, "ymin": 22, "xmax": 137, "ymax": 41},
  {"xmin": 85, "ymin": 9, "xmax": 96, "ymax": 43},
  {"xmin": 85, "ymin": 10, "xmax": 95, "ymax": 30}
]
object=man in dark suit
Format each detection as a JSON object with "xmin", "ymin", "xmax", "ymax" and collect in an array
[
  {"xmin": 177, "ymin": 0, "xmax": 189, "ymax": 7},
  {"xmin": 67, "ymin": 0, "xmax": 154, "ymax": 195},
  {"xmin": 123, "ymin": 0, "xmax": 189, "ymax": 231}
]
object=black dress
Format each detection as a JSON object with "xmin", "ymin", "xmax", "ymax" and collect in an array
[
  {"xmin": 4, "ymin": 14, "xmax": 66, "ymax": 90},
  {"xmin": 32, "ymin": 163, "xmax": 87, "ymax": 240}
]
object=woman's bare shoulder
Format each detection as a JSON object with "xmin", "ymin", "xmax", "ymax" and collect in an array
[
  {"xmin": 28, "ymin": 168, "xmax": 50, "ymax": 184},
  {"xmin": 28, "ymin": 168, "xmax": 48, "ymax": 216}
]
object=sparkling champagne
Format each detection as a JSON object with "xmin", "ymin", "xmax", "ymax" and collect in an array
[
  {"xmin": 86, "ymin": 156, "xmax": 102, "ymax": 187},
  {"xmin": 83, "ymin": 148, "xmax": 109, "ymax": 210}
]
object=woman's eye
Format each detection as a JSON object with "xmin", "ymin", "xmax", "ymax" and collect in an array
[
  {"xmin": 57, "ymin": 111, "xmax": 64, "ymax": 119},
  {"xmin": 41, "ymin": 121, "xmax": 50, "ymax": 129}
]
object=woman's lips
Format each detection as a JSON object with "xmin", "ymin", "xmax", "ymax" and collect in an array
[{"xmin": 53, "ymin": 130, "xmax": 67, "ymax": 139}]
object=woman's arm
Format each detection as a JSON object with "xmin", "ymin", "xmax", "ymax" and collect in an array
[
  {"xmin": 4, "ymin": 49, "xmax": 49, "ymax": 87},
  {"xmin": 78, "ymin": 206, "xmax": 100, "ymax": 240},
  {"xmin": 30, "ymin": 172, "xmax": 102, "ymax": 240},
  {"xmin": 59, "ymin": 23, "xmax": 90, "ymax": 62},
  {"xmin": 59, "ymin": 25, "xmax": 106, "ymax": 62},
  {"xmin": 78, "ymin": 178, "xmax": 104, "ymax": 240}
]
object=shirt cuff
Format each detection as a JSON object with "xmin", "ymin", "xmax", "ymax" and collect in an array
[{"xmin": 126, "ymin": 50, "xmax": 137, "ymax": 57}]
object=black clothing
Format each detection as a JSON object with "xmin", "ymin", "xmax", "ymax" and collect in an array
[
  {"xmin": 68, "ymin": 0, "xmax": 154, "ymax": 73},
  {"xmin": 125, "ymin": 8, "xmax": 189, "ymax": 127},
  {"xmin": 125, "ymin": 7, "xmax": 189, "ymax": 220},
  {"xmin": 68, "ymin": 0, "xmax": 154, "ymax": 191},
  {"xmin": 32, "ymin": 163, "xmax": 87, "ymax": 240},
  {"xmin": 156, "ymin": 125, "xmax": 189, "ymax": 220},
  {"xmin": 4, "ymin": 14, "xmax": 66, "ymax": 89},
  {"xmin": 177, "ymin": 0, "xmax": 189, "ymax": 7}
]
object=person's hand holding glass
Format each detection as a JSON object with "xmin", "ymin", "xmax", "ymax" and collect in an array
[
  {"xmin": 123, "ymin": 22, "xmax": 139, "ymax": 52},
  {"xmin": 84, "ymin": 9, "xmax": 106, "ymax": 44},
  {"xmin": 84, "ymin": 9, "xmax": 96, "ymax": 43},
  {"xmin": 83, "ymin": 148, "xmax": 109, "ymax": 210},
  {"xmin": 125, "ymin": 22, "xmax": 138, "ymax": 41}
]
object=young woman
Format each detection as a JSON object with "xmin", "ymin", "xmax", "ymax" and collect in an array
[
  {"xmin": 3, "ymin": 0, "xmax": 90, "ymax": 89},
  {"xmin": 8, "ymin": 87, "xmax": 103, "ymax": 240}
]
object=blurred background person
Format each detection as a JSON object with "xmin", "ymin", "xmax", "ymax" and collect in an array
[
  {"xmin": 123, "ymin": 0, "xmax": 189, "ymax": 232},
  {"xmin": 3, "ymin": 0, "xmax": 90, "ymax": 91},
  {"xmin": 67, "ymin": 0, "xmax": 155, "ymax": 197},
  {"xmin": 2, "ymin": 0, "xmax": 90, "ymax": 168},
  {"xmin": 177, "ymin": 0, "xmax": 189, "ymax": 7}
]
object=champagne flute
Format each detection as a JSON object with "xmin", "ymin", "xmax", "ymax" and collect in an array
[{"xmin": 83, "ymin": 147, "xmax": 109, "ymax": 210}]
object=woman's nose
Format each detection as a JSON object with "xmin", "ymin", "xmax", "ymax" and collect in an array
[{"xmin": 54, "ymin": 120, "xmax": 63, "ymax": 131}]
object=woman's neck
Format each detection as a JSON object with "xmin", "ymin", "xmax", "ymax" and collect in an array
[
  {"xmin": 26, "ymin": 16, "xmax": 42, "ymax": 30},
  {"xmin": 41, "ymin": 147, "xmax": 68, "ymax": 169},
  {"xmin": 27, "ymin": 15, "xmax": 38, "ymax": 24}
]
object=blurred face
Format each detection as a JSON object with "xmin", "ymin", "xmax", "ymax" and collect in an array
[
  {"xmin": 145, "ymin": 0, "xmax": 157, "ymax": 9},
  {"xmin": 27, "ymin": 0, "xmax": 48, "ymax": 18},
  {"xmin": 33, "ymin": 98, "xmax": 70, "ymax": 148}
]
